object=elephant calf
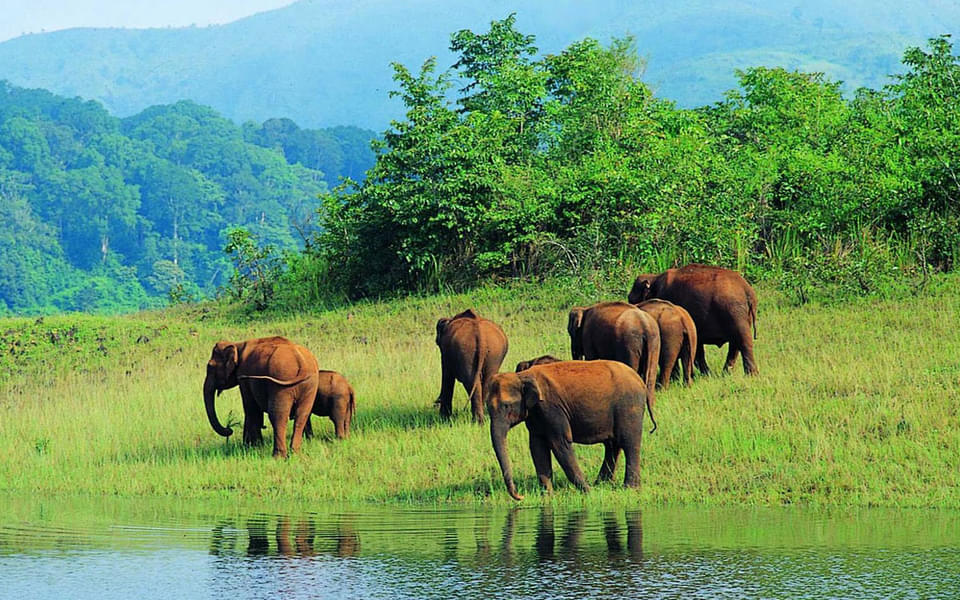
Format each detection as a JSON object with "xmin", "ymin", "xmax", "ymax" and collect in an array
[
  {"xmin": 303, "ymin": 370, "xmax": 356, "ymax": 439},
  {"xmin": 487, "ymin": 360, "xmax": 649, "ymax": 501}
]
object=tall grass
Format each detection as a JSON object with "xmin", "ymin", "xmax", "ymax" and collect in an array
[{"xmin": 0, "ymin": 275, "xmax": 958, "ymax": 506}]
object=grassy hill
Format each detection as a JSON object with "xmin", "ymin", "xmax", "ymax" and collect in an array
[
  {"xmin": 0, "ymin": 0, "xmax": 955, "ymax": 128},
  {"xmin": 1, "ymin": 275, "xmax": 957, "ymax": 506}
]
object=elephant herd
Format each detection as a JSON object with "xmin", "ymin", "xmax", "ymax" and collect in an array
[{"xmin": 202, "ymin": 264, "xmax": 758, "ymax": 500}]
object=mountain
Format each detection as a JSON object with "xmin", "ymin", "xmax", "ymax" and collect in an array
[
  {"xmin": 0, "ymin": 82, "xmax": 375, "ymax": 314},
  {"xmin": 0, "ymin": 0, "xmax": 956, "ymax": 130}
]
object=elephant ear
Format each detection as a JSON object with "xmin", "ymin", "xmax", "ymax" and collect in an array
[
  {"xmin": 223, "ymin": 343, "xmax": 238, "ymax": 376},
  {"xmin": 628, "ymin": 277, "xmax": 653, "ymax": 304},
  {"xmin": 435, "ymin": 318, "xmax": 451, "ymax": 345},
  {"xmin": 520, "ymin": 374, "xmax": 542, "ymax": 412}
]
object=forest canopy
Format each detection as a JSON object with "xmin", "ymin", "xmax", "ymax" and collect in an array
[
  {"xmin": 0, "ymin": 87, "xmax": 375, "ymax": 314},
  {"xmin": 290, "ymin": 19, "xmax": 959, "ymax": 307},
  {"xmin": 3, "ymin": 18, "xmax": 959, "ymax": 315}
]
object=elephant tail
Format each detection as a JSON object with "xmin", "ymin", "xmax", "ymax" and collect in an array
[
  {"xmin": 748, "ymin": 292, "xmax": 758, "ymax": 340},
  {"xmin": 646, "ymin": 395, "xmax": 657, "ymax": 435},
  {"xmin": 348, "ymin": 387, "xmax": 357, "ymax": 419},
  {"xmin": 237, "ymin": 373, "xmax": 312, "ymax": 386},
  {"xmin": 468, "ymin": 342, "xmax": 486, "ymax": 404}
]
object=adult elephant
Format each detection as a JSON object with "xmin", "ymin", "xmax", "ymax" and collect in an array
[
  {"xmin": 567, "ymin": 302, "xmax": 659, "ymax": 431},
  {"xmin": 203, "ymin": 336, "xmax": 319, "ymax": 458},
  {"xmin": 635, "ymin": 299, "xmax": 697, "ymax": 389},
  {"xmin": 628, "ymin": 264, "xmax": 758, "ymax": 375},
  {"xmin": 303, "ymin": 370, "xmax": 356, "ymax": 440},
  {"xmin": 487, "ymin": 360, "xmax": 649, "ymax": 500},
  {"xmin": 435, "ymin": 309, "xmax": 509, "ymax": 424}
]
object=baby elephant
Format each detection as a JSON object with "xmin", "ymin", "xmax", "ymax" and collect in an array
[
  {"xmin": 515, "ymin": 354, "xmax": 561, "ymax": 372},
  {"xmin": 303, "ymin": 370, "xmax": 356, "ymax": 439},
  {"xmin": 487, "ymin": 360, "xmax": 648, "ymax": 501}
]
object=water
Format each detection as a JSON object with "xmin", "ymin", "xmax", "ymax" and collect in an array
[{"xmin": 1, "ymin": 495, "xmax": 959, "ymax": 599}]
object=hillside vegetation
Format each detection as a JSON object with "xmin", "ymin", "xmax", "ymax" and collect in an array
[
  {"xmin": 261, "ymin": 20, "xmax": 958, "ymax": 309},
  {"xmin": 0, "ymin": 1, "xmax": 956, "ymax": 128},
  {"xmin": 0, "ymin": 85, "xmax": 375, "ymax": 314},
  {"xmin": 0, "ymin": 275, "xmax": 957, "ymax": 506}
]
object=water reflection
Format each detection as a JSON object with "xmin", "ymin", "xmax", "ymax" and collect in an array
[
  {"xmin": 209, "ymin": 514, "xmax": 361, "ymax": 558},
  {"xmin": 2, "ymin": 496, "xmax": 960, "ymax": 600},
  {"xmin": 528, "ymin": 508, "xmax": 643, "ymax": 561}
]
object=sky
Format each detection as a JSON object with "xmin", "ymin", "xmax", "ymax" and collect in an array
[{"xmin": 1, "ymin": 0, "xmax": 297, "ymax": 43}]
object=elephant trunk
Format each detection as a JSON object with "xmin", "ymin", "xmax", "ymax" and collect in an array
[
  {"xmin": 491, "ymin": 418, "xmax": 523, "ymax": 501},
  {"xmin": 204, "ymin": 375, "xmax": 233, "ymax": 437}
]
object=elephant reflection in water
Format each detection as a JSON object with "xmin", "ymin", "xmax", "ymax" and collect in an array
[
  {"xmin": 532, "ymin": 508, "xmax": 642, "ymax": 561},
  {"xmin": 208, "ymin": 515, "xmax": 360, "ymax": 558},
  {"xmin": 472, "ymin": 507, "xmax": 642, "ymax": 563},
  {"xmin": 253, "ymin": 516, "xmax": 360, "ymax": 557}
]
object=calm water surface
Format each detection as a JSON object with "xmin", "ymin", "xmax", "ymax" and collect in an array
[{"xmin": 1, "ymin": 495, "xmax": 958, "ymax": 599}]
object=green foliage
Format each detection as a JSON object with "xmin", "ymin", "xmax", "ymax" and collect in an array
[
  {"xmin": 0, "ymin": 85, "xmax": 376, "ymax": 315},
  {"xmin": 223, "ymin": 228, "xmax": 283, "ymax": 311},
  {"xmin": 279, "ymin": 25, "xmax": 960, "ymax": 309}
]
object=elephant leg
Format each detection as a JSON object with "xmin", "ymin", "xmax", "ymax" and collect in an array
[
  {"xmin": 658, "ymin": 338, "xmax": 681, "ymax": 390},
  {"xmin": 723, "ymin": 343, "xmax": 740, "ymax": 374},
  {"xmin": 529, "ymin": 433, "xmax": 554, "ymax": 493},
  {"xmin": 739, "ymin": 331, "xmax": 759, "ymax": 376},
  {"xmin": 551, "ymin": 439, "xmax": 590, "ymax": 493},
  {"xmin": 330, "ymin": 398, "xmax": 350, "ymax": 439},
  {"xmin": 680, "ymin": 337, "xmax": 694, "ymax": 386},
  {"xmin": 240, "ymin": 386, "xmax": 264, "ymax": 446},
  {"xmin": 437, "ymin": 359, "xmax": 455, "ymax": 419},
  {"xmin": 622, "ymin": 440, "xmax": 641, "ymax": 489},
  {"xmin": 303, "ymin": 417, "xmax": 314, "ymax": 439},
  {"xmin": 727, "ymin": 319, "xmax": 759, "ymax": 375},
  {"xmin": 597, "ymin": 441, "xmax": 620, "ymax": 483},
  {"xmin": 288, "ymin": 386, "xmax": 317, "ymax": 455},
  {"xmin": 331, "ymin": 415, "xmax": 345, "ymax": 439},
  {"xmin": 469, "ymin": 380, "xmax": 485, "ymax": 425},
  {"xmin": 269, "ymin": 406, "xmax": 289, "ymax": 458},
  {"xmin": 694, "ymin": 342, "xmax": 711, "ymax": 376}
]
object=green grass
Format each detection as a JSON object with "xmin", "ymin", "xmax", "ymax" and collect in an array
[{"xmin": 0, "ymin": 275, "xmax": 958, "ymax": 507}]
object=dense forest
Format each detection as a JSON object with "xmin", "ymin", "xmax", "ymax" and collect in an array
[
  {"xmin": 0, "ymin": 84, "xmax": 375, "ymax": 314},
  {"xmin": 3, "ymin": 18, "xmax": 959, "ymax": 315},
  {"xmin": 254, "ymin": 18, "xmax": 957, "ymax": 310}
]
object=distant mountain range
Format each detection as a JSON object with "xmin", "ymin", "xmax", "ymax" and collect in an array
[{"xmin": 0, "ymin": 0, "xmax": 957, "ymax": 129}]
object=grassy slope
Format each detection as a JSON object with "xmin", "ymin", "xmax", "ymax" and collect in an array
[{"xmin": 0, "ymin": 276, "xmax": 957, "ymax": 507}]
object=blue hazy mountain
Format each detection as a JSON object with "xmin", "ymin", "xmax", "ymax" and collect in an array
[{"xmin": 0, "ymin": 0, "xmax": 956, "ymax": 129}]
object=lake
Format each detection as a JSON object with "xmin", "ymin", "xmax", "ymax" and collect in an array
[{"xmin": 1, "ymin": 495, "xmax": 958, "ymax": 599}]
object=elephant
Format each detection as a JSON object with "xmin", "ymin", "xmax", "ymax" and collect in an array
[
  {"xmin": 515, "ymin": 354, "xmax": 561, "ymax": 372},
  {"xmin": 627, "ymin": 264, "xmax": 758, "ymax": 375},
  {"xmin": 486, "ymin": 360, "xmax": 649, "ymax": 500},
  {"xmin": 635, "ymin": 299, "xmax": 697, "ymax": 388},
  {"xmin": 435, "ymin": 308, "xmax": 509, "ymax": 424},
  {"xmin": 302, "ymin": 370, "xmax": 356, "ymax": 440},
  {"xmin": 567, "ymin": 301, "xmax": 659, "ymax": 431},
  {"xmin": 203, "ymin": 336, "xmax": 319, "ymax": 458}
]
